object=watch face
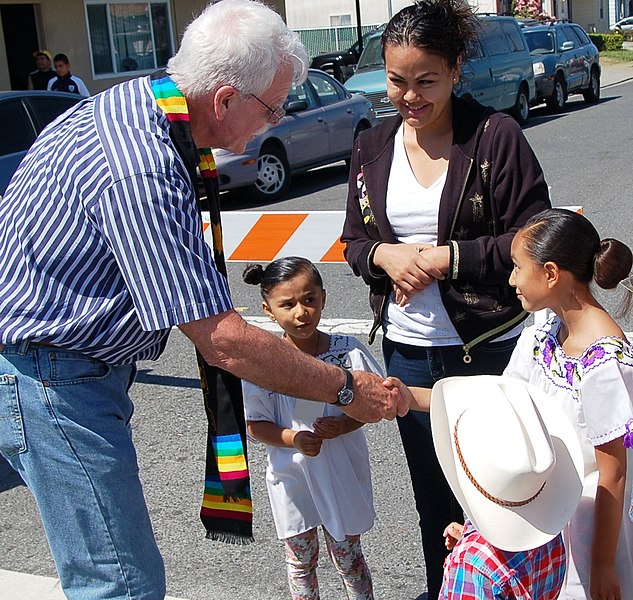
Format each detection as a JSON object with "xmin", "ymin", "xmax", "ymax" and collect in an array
[{"xmin": 338, "ymin": 387, "xmax": 354, "ymax": 405}]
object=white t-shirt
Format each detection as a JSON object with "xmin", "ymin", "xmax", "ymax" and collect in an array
[
  {"xmin": 243, "ymin": 334, "xmax": 381, "ymax": 541},
  {"xmin": 384, "ymin": 124, "xmax": 461, "ymax": 346}
]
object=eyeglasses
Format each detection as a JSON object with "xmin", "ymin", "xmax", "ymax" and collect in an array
[{"xmin": 249, "ymin": 93, "xmax": 286, "ymax": 125}]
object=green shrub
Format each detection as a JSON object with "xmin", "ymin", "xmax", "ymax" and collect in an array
[{"xmin": 590, "ymin": 33, "xmax": 623, "ymax": 51}]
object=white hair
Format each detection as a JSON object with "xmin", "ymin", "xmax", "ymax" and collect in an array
[{"xmin": 167, "ymin": 0, "xmax": 308, "ymax": 98}]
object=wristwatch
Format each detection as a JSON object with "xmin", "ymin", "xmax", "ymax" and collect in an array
[{"xmin": 332, "ymin": 368, "xmax": 354, "ymax": 406}]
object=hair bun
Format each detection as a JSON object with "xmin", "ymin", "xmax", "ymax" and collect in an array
[
  {"xmin": 242, "ymin": 263, "xmax": 265, "ymax": 285},
  {"xmin": 594, "ymin": 238, "xmax": 633, "ymax": 290}
]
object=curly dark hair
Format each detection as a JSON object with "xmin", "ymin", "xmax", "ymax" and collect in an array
[{"xmin": 381, "ymin": 0, "xmax": 480, "ymax": 67}]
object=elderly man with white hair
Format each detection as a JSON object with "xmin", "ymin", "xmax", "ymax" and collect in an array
[{"xmin": 0, "ymin": 1, "xmax": 408, "ymax": 598}]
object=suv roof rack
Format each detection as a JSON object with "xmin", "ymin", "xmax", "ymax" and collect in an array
[{"xmin": 519, "ymin": 17, "xmax": 571, "ymax": 27}]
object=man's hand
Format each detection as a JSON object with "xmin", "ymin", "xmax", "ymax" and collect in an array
[
  {"xmin": 342, "ymin": 371, "xmax": 409, "ymax": 423},
  {"xmin": 293, "ymin": 431, "xmax": 323, "ymax": 457}
]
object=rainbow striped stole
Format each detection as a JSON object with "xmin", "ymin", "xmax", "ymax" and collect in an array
[{"xmin": 150, "ymin": 72, "xmax": 253, "ymax": 543}]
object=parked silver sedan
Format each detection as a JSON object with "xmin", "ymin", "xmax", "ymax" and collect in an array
[{"xmin": 213, "ymin": 69, "xmax": 378, "ymax": 201}]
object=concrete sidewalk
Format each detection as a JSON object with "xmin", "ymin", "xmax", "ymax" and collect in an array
[
  {"xmin": 600, "ymin": 60, "xmax": 633, "ymax": 87},
  {"xmin": 0, "ymin": 569, "xmax": 188, "ymax": 600}
]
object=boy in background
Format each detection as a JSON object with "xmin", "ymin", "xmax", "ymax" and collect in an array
[{"xmin": 47, "ymin": 53, "xmax": 90, "ymax": 96}]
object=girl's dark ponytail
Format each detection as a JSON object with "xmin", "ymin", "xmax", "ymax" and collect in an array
[{"xmin": 242, "ymin": 263, "xmax": 265, "ymax": 286}]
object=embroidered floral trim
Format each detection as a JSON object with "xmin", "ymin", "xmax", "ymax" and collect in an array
[{"xmin": 532, "ymin": 317, "xmax": 633, "ymax": 401}]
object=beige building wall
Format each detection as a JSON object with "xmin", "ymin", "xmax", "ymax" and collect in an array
[
  {"xmin": 572, "ymin": 0, "xmax": 608, "ymax": 30},
  {"xmin": 0, "ymin": 0, "xmax": 286, "ymax": 94},
  {"xmin": 286, "ymin": 0, "xmax": 411, "ymax": 28}
]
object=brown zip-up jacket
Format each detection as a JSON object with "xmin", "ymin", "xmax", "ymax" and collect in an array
[{"xmin": 342, "ymin": 95, "xmax": 551, "ymax": 359}]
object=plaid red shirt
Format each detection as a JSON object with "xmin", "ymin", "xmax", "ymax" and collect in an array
[{"xmin": 440, "ymin": 520, "xmax": 565, "ymax": 599}]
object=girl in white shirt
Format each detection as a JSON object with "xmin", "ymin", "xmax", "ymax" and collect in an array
[{"xmin": 242, "ymin": 257, "xmax": 381, "ymax": 600}]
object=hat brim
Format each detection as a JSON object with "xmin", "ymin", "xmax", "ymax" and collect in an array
[{"xmin": 431, "ymin": 375, "xmax": 584, "ymax": 552}]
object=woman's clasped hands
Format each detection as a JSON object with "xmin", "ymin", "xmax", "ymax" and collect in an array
[{"xmin": 373, "ymin": 242, "xmax": 450, "ymax": 306}]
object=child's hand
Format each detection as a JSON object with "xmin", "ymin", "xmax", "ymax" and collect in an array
[
  {"xmin": 313, "ymin": 416, "xmax": 345, "ymax": 439},
  {"xmin": 590, "ymin": 562, "xmax": 621, "ymax": 600},
  {"xmin": 383, "ymin": 376, "xmax": 430, "ymax": 412},
  {"xmin": 293, "ymin": 431, "xmax": 323, "ymax": 457},
  {"xmin": 443, "ymin": 522, "xmax": 464, "ymax": 550}
]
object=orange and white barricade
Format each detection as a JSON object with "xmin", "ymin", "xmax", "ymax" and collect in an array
[{"xmin": 203, "ymin": 211, "xmax": 347, "ymax": 263}]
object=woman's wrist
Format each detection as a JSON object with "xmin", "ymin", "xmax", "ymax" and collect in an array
[
  {"xmin": 367, "ymin": 242, "xmax": 386, "ymax": 277},
  {"xmin": 447, "ymin": 240, "xmax": 459, "ymax": 280}
]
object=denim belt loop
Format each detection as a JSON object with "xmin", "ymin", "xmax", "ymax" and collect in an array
[{"xmin": 17, "ymin": 340, "xmax": 31, "ymax": 355}]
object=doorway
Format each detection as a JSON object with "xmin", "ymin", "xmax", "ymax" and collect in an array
[{"xmin": 1, "ymin": 4, "xmax": 40, "ymax": 90}]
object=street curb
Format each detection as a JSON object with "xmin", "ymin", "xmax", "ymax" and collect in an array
[
  {"xmin": 601, "ymin": 75, "xmax": 633, "ymax": 88},
  {"xmin": 0, "ymin": 569, "xmax": 188, "ymax": 600}
]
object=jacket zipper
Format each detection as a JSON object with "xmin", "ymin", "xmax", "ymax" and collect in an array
[
  {"xmin": 360, "ymin": 160, "xmax": 388, "ymax": 346},
  {"xmin": 461, "ymin": 310, "xmax": 526, "ymax": 363},
  {"xmin": 448, "ymin": 158, "xmax": 473, "ymax": 238},
  {"xmin": 368, "ymin": 291, "xmax": 388, "ymax": 345},
  {"xmin": 447, "ymin": 154, "xmax": 523, "ymax": 363}
]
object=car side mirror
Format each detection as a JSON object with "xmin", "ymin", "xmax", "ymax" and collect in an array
[
  {"xmin": 285, "ymin": 99, "xmax": 308, "ymax": 114},
  {"xmin": 560, "ymin": 40, "xmax": 575, "ymax": 51}
]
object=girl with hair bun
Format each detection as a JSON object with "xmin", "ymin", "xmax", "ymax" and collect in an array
[
  {"xmin": 504, "ymin": 208, "xmax": 633, "ymax": 599},
  {"xmin": 242, "ymin": 257, "xmax": 381, "ymax": 599}
]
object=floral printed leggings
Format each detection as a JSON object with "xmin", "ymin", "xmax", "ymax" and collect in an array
[{"xmin": 283, "ymin": 527, "xmax": 374, "ymax": 599}]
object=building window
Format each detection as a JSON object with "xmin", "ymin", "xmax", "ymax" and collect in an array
[
  {"xmin": 330, "ymin": 14, "xmax": 352, "ymax": 26},
  {"xmin": 85, "ymin": 1, "xmax": 173, "ymax": 77}
]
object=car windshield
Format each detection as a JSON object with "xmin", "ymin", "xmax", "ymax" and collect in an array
[
  {"xmin": 524, "ymin": 30, "xmax": 555, "ymax": 54},
  {"xmin": 356, "ymin": 36, "xmax": 384, "ymax": 70}
]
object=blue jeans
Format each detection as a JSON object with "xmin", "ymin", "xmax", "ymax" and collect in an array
[
  {"xmin": 382, "ymin": 336, "xmax": 518, "ymax": 600},
  {"xmin": 0, "ymin": 341, "xmax": 165, "ymax": 600}
]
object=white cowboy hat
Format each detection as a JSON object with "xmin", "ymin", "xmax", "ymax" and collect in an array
[{"xmin": 431, "ymin": 375, "xmax": 583, "ymax": 552}]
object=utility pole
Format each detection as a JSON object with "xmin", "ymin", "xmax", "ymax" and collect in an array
[{"xmin": 355, "ymin": 0, "xmax": 364, "ymax": 53}]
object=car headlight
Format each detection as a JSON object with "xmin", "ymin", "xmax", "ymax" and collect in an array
[{"xmin": 533, "ymin": 62, "xmax": 545, "ymax": 76}]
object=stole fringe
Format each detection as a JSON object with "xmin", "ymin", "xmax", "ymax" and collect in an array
[{"xmin": 205, "ymin": 531, "xmax": 255, "ymax": 545}]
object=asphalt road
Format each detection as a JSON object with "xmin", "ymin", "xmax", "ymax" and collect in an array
[{"xmin": 1, "ymin": 74, "xmax": 632, "ymax": 600}]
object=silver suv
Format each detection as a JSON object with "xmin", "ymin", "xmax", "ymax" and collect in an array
[{"xmin": 344, "ymin": 15, "xmax": 535, "ymax": 125}]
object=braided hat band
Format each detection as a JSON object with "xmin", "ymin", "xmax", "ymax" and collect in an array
[{"xmin": 453, "ymin": 411, "xmax": 546, "ymax": 508}]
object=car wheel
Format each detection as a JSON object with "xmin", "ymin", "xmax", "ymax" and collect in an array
[
  {"xmin": 583, "ymin": 67, "xmax": 600, "ymax": 104},
  {"xmin": 545, "ymin": 76, "xmax": 566, "ymax": 113},
  {"xmin": 512, "ymin": 85, "xmax": 530, "ymax": 126},
  {"xmin": 248, "ymin": 144, "xmax": 291, "ymax": 201}
]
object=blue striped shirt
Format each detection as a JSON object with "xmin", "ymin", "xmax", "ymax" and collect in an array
[{"xmin": 0, "ymin": 76, "xmax": 232, "ymax": 365}]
